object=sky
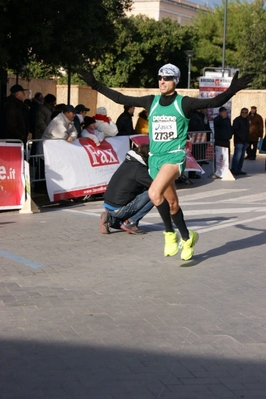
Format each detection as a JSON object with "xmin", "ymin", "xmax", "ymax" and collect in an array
[{"xmin": 191, "ymin": 0, "xmax": 222, "ymax": 8}]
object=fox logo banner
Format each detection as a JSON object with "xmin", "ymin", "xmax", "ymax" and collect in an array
[{"xmin": 43, "ymin": 137, "xmax": 129, "ymax": 201}]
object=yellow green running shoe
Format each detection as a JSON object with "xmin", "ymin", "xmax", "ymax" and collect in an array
[
  {"xmin": 181, "ymin": 230, "xmax": 199, "ymax": 261},
  {"xmin": 163, "ymin": 231, "xmax": 179, "ymax": 257}
]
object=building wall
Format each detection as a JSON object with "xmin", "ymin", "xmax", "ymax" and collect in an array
[
  {"xmin": 7, "ymin": 77, "xmax": 57, "ymax": 99},
  {"xmin": 126, "ymin": 0, "xmax": 207, "ymax": 24}
]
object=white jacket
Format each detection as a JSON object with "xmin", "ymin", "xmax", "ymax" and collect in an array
[
  {"xmin": 95, "ymin": 119, "xmax": 118, "ymax": 137},
  {"xmin": 81, "ymin": 128, "xmax": 105, "ymax": 146},
  {"xmin": 42, "ymin": 112, "xmax": 78, "ymax": 140}
]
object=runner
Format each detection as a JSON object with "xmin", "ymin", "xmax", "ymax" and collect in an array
[{"xmin": 79, "ymin": 65, "xmax": 252, "ymax": 260}]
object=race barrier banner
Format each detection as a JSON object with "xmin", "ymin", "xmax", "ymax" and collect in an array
[
  {"xmin": 0, "ymin": 141, "xmax": 25, "ymax": 210},
  {"xmin": 43, "ymin": 136, "xmax": 129, "ymax": 202}
]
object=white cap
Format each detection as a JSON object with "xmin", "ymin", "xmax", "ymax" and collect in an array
[
  {"xmin": 96, "ymin": 106, "xmax": 107, "ymax": 116},
  {"xmin": 158, "ymin": 63, "xmax": 181, "ymax": 85}
]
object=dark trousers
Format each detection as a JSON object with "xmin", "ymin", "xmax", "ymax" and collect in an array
[{"xmin": 246, "ymin": 141, "xmax": 258, "ymax": 159}]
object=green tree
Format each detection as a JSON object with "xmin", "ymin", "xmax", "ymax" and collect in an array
[
  {"xmin": 241, "ymin": 0, "xmax": 266, "ymax": 88},
  {"xmin": 0, "ymin": 0, "xmax": 133, "ymax": 78},
  {"xmin": 91, "ymin": 15, "xmax": 195, "ymax": 88},
  {"xmin": 191, "ymin": 0, "xmax": 265, "ymax": 87}
]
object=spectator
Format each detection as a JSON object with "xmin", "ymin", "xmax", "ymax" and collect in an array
[
  {"xmin": 246, "ymin": 106, "xmax": 263, "ymax": 160},
  {"xmin": 29, "ymin": 92, "xmax": 44, "ymax": 139},
  {"xmin": 23, "ymin": 99, "xmax": 32, "ymax": 141},
  {"xmin": 3, "ymin": 84, "xmax": 29, "ymax": 146},
  {"xmin": 35, "ymin": 94, "xmax": 56, "ymax": 139},
  {"xmin": 81, "ymin": 116, "xmax": 105, "ymax": 146},
  {"xmin": 93, "ymin": 106, "xmax": 118, "ymax": 137},
  {"xmin": 100, "ymin": 144, "xmax": 153, "ymax": 235},
  {"xmin": 135, "ymin": 109, "xmax": 148, "ymax": 134},
  {"xmin": 231, "ymin": 107, "xmax": 249, "ymax": 176},
  {"xmin": 213, "ymin": 106, "xmax": 233, "ymax": 161},
  {"xmin": 74, "ymin": 104, "xmax": 90, "ymax": 137},
  {"xmin": 116, "ymin": 105, "xmax": 135, "ymax": 136},
  {"xmin": 41, "ymin": 104, "xmax": 78, "ymax": 142},
  {"xmin": 51, "ymin": 103, "xmax": 66, "ymax": 120}
]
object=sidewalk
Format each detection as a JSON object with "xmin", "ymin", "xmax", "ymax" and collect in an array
[{"xmin": 0, "ymin": 154, "xmax": 266, "ymax": 399}]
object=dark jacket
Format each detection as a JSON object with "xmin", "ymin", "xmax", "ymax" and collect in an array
[
  {"xmin": 74, "ymin": 115, "xmax": 82, "ymax": 137},
  {"xmin": 29, "ymin": 98, "xmax": 42, "ymax": 137},
  {"xmin": 248, "ymin": 112, "xmax": 263, "ymax": 141},
  {"xmin": 116, "ymin": 111, "xmax": 135, "ymax": 136},
  {"xmin": 3, "ymin": 95, "xmax": 27, "ymax": 144},
  {"xmin": 232, "ymin": 115, "xmax": 249, "ymax": 145},
  {"xmin": 188, "ymin": 110, "xmax": 206, "ymax": 132},
  {"xmin": 213, "ymin": 115, "xmax": 233, "ymax": 147},
  {"xmin": 104, "ymin": 150, "xmax": 152, "ymax": 207}
]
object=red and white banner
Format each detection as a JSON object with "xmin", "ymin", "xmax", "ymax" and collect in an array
[
  {"xmin": 199, "ymin": 76, "xmax": 232, "ymax": 123},
  {"xmin": 0, "ymin": 142, "xmax": 25, "ymax": 210},
  {"xmin": 43, "ymin": 137, "xmax": 130, "ymax": 202}
]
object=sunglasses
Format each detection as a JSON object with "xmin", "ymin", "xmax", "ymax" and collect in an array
[{"xmin": 157, "ymin": 75, "xmax": 175, "ymax": 81}]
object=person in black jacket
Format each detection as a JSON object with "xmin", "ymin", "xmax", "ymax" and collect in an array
[
  {"xmin": 100, "ymin": 144, "xmax": 153, "ymax": 235},
  {"xmin": 231, "ymin": 107, "xmax": 249, "ymax": 175},
  {"xmin": 116, "ymin": 105, "xmax": 135, "ymax": 136},
  {"xmin": 3, "ymin": 84, "xmax": 29, "ymax": 146},
  {"xmin": 213, "ymin": 106, "xmax": 233, "ymax": 168}
]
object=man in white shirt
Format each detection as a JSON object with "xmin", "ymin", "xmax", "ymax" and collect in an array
[{"xmin": 42, "ymin": 105, "xmax": 78, "ymax": 142}]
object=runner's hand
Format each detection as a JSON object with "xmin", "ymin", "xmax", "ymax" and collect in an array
[
  {"xmin": 228, "ymin": 71, "xmax": 253, "ymax": 94},
  {"xmin": 78, "ymin": 69, "xmax": 97, "ymax": 88}
]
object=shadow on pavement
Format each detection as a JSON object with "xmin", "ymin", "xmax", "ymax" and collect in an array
[{"xmin": 1, "ymin": 339, "xmax": 266, "ymax": 399}]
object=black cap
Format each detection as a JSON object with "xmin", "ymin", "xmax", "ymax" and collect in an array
[
  {"xmin": 62, "ymin": 104, "xmax": 76, "ymax": 113},
  {"xmin": 84, "ymin": 116, "xmax": 96, "ymax": 127},
  {"xmin": 44, "ymin": 94, "xmax": 56, "ymax": 104},
  {"xmin": 75, "ymin": 104, "xmax": 90, "ymax": 113},
  {"xmin": 219, "ymin": 106, "xmax": 227, "ymax": 112},
  {"xmin": 10, "ymin": 84, "xmax": 28, "ymax": 94}
]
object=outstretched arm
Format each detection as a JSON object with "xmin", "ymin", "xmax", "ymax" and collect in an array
[
  {"xmin": 78, "ymin": 69, "xmax": 155, "ymax": 112},
  {"xmin": 182, "ymin": 71, "xmax": 253, "ymax": 118}
]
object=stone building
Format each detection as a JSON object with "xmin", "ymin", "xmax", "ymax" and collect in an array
[{"xmin": 126, "ymin": 0, "xmax": 208, "ymax": 25}]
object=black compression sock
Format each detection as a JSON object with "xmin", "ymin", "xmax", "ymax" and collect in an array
[
  {"xmin": 156, "ymin": 199, "xmax": 174, "ymax": 232},
  {"xmin": 171, "ymin": 208, "xmax": 189, "ymax": 240}
]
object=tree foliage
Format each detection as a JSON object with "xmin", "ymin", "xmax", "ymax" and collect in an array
[
  {"xmin": 191, "ymin": 0, "xmax": 266, "ymax": 88},
  {"xmin": 241, "ymin": 0, "xmax": 266, "ymax": 88},
  {"xmin": 1, "ymin": 0, "xmax": 266, "ymax": 89},
  {"xmin": 0, "ymin": 0, "xmax": 132, "ymax": 79},
  {"xmin": 91, "ymin": 15, "xmax": 195, "ymax": 88}
]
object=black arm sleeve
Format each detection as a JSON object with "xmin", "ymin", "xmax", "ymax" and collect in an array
[
  {"xmin": 93, "ymin": 82, "xmax": 155, "ymax": 112},
  {"xmin": 182, "ymin": 89, "xmax": 234, "ymax": 118}
]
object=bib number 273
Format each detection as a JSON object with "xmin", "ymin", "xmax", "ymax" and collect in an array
[{"xmin": 152, "ymin": 121, "xmax": 178, "ymax": 141}]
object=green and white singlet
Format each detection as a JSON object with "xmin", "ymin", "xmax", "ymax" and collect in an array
[{"xmin": 148, "ymin": 94, "xmax": 189, "ymax": 179}]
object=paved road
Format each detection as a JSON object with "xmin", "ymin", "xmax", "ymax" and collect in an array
[{"xmin": 0, "ymin": 156, "xmax": 266, "ymax": 399}]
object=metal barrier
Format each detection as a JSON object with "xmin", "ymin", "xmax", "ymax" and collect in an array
[
  {"xmin": 25, "ymin": 138, "xmax": 46, "ymax": 192},
  {"xmin": 187, "ymin": 130, "xmax": 215, "ymax": 173}
]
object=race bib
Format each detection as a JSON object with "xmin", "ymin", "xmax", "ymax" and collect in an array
[{"xmin": 152, "ymin": 121, "xmax": 177, "ymax": 141}]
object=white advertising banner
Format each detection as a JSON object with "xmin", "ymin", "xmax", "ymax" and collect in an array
[
  {"xmin": 215, "ymin": 145, "xmax": 229, "ymax": 178},
  {"xmin": 199, "ymin": 76, "xmax": 232, "ymax": 127},
  {"xmin": 43, "ymin": 137, "xmax": 130, "ymax": 202}
]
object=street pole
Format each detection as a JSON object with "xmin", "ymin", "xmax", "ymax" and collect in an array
[
  {"xmin": 221, "ymin": 0, "xmax": 228, "ymax": 77},
  {"xmin": 184, "ymin": 50, "xmax": 195, "ymax": 89}
]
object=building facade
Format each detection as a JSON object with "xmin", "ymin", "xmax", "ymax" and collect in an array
[{"xmin": 126, "ymin": 0, "xmax": 208, "ymax": 25}]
